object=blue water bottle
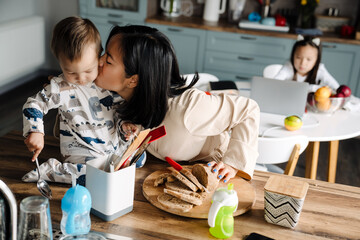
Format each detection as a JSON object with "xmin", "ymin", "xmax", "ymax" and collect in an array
[{"xmin": 61, "ymin": 176, "xmax": 92, "ymax": 236}]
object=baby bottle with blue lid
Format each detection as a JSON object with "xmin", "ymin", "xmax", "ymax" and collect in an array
[
  {"xmin": 208, "ymin": 183, "xmax": 238, "ymax": 239},
  {"xmin": 61, "ymin": 175, "xmax": 92, "ymax": 236}
]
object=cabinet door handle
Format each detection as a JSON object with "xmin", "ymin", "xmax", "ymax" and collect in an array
[
  {"xmin": 108, "ymin": 21, "xmax": 123, "ymax": 26},
  {"xmin": 236, "ymin": 76, "xmax": 251, "ymax": 80},
  {"xmin": 167, "ymin": 28, "xmax": 182, "ymax": 32},
  {"xmin": 240, "ymin": 36, "xmax": 257, "ymax": 40},
  {"xmin": 108, "ymin": 13, "xmax": 123, "ymax": 18},
  {"xmin": 322, "ymin": 44, "xmax": 337, "ymax": 49},
  {"xmin": 238, "ymin": 56, "xmax": 254, "ymax": 61}
]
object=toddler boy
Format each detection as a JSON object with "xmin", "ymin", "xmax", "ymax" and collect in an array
[{"xmin": 23, "ymin": 16, "xmax": 134, "ymax": 166}]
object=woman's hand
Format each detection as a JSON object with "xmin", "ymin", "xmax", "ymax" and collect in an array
[
  {"xmin": 24, "ymin": 132, "xmax": 44, "ymax": 161},
  {"xmin": 207, "ymin": 161, "xmax": 238, "ymax": 183}
]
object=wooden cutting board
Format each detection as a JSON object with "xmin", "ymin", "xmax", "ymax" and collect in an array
[{"xmin": 142, "ymin": 168, "xmax": 256, "ymax": 219}]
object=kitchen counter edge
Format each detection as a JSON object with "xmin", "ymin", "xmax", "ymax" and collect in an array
[{"xmin": 146, "ymin": 15, "xmax": 360, "ymax": 46}]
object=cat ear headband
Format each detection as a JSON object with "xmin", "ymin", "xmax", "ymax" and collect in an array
[{"xmin": 297, "ymin": 34, "xmax": 320, "ymax": 46}]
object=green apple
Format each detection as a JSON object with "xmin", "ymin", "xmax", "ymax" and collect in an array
[{"xmin": 284, "ymin": 115, "xmax": 303, "ymax": 131}]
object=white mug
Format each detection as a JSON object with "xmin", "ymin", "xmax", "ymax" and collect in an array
[{"xmin": 203, "ymin": 0, "xmax": 227, "ymax": 22}]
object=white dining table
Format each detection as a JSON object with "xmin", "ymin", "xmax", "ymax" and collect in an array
[{"xmin": 259, "ymin": 110, "xmax": 360, "ymax": 183}]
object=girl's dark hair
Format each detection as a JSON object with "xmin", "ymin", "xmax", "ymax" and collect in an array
[
  {"xmin": 106, "ymin": 25, "xmax": 199, "ymax": 128},
  {"xmin": 290, "ymin": 36, "xmax": 321, "ymax": 84}
]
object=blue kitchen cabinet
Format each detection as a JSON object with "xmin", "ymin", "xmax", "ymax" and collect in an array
[
  {"xmin": 204, "ymin": 50, "xmax": 279, "ymax": 81},
  {"xmin": 85, "ymin": 15, "xmax": 143, "ymax": 49},
  {"xmin": 79, "ymin": 0, "xmax": 147, "ymax": 49},
  {"xmin": 204, "ymin": 31, "xmax": 293, "ymax": 82},
  {"xmin": 356, "ymin": 68, "xmax": 360, "ymax": 97},
  {"xmin": 321, "ymin": 42, "xmax": 360, "ymax": 97},
  {"xmin": 147, "ymin": 24, "xmax": 206, "ymax": 75},
  {"xmin": 79, "ymin": 0, "xmax": 147, "ymax": 22}
]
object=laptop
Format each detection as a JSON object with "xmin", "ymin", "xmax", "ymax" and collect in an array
[{"xmin": 250, "ymin": 76, "xmax": 309, "ymax": 117}]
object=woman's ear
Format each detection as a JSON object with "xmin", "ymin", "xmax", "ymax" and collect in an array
[
  {"xmin": 98, "ymin": 54, "xmax": 105, "ymax": 67},
  {"xmin": 128, "ymin": 74, "xmax": 139, "ymax": 88}
]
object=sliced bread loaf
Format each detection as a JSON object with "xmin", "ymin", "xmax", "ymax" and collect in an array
[
  {"xmin": 165, "ymin": 180, "xmax": 189, "ymax": 192},
  {"xmin": 191, "ymin": 163, "xmax": 219, "ymax": 191},
  {"xmin": 181, "ymin": 168, "xmax": 206, "ymax": 192},
  {"xmin": 154, "ymin": 173, "xmax": 177, "ymax": 187},
  {"xmin": 157, "ymin": 193, "xmax": 193, "ymax": 212},
  {"xmin": 167, "ymin": 174, "xmax": 177, "ymax": 183},
  {"xmin": 165, "ymin": 181, "xmax": 206, "ymax": 199},
  {"xmin": 154, "ymin": 173, "xmax": 171, "ymax": 187},
  {"xmin": 164, "ymin": 188, "xmax": 203, "ymax": 206},
  {"xmin": 169, "ymin": 167, "xmax": 198, "ymax": 192}
]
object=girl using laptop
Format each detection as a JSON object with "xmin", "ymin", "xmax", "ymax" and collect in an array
[{"xmin": 274, "ymin": 35, "xmax": 340, "ymax": 92}]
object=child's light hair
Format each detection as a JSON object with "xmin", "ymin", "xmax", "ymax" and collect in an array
[
  {"xmin": 51, "ymin": 16, "xmax": 102, "ymax": 61},
  {"xmin": 291, "ymin": 35, "xmax": 322, "ymax": 85}
]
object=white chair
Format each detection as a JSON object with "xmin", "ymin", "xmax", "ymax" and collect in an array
[
  {"xmin": 183, "ymin": 73, "xmax": 219, "ymax": 91},
  {"xmin": 256, "ymin": 135, "xmax": 309, "ymax": 176},
  {"xmin": 263, "ymin": 64, "xmax": 283, "ymax": 79}
]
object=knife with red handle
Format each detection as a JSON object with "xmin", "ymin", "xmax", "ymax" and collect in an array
[
  {"xmin": 165, "ymin": 156, "xmax": 183, "ymax": 171},
  {"xmin": 165, "ymin": 156, "xmax": 206, "ymax": 192}
]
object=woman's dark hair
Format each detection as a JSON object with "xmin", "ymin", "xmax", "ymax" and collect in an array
[
  {"xmin": 290, "ymin": 36, "xmax": 322, "ymax": 85},
  {"xmin": 106, "ymin": 25, "xmax": 199, "ymax": 128}
]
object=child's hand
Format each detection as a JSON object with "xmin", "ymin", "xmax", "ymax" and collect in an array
[
  {"xmin": 207, "ymin": 161, "xmax": 238, "ymax": 183},
  {"xmin": 121, "ymin": 122, "xmax": 139, "ymax": 141},
  {"xmin": 24, "ymin": 132, "xmax": 44, "ymax": 161}
]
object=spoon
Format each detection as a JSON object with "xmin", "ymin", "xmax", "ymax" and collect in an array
[{"xmin": 35, "ymin": 158, "xmax": 52, "ymax": 199}]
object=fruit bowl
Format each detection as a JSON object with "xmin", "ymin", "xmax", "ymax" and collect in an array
[{"xmin": 307, "ymin": 95, "xmax": 349, "ymax": 114}]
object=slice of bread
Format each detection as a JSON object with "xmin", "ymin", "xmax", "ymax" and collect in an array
[
  {"xmin": 169, "ymin": 167, "xmax": 198, "ymax": 192},
  {"xmin": 165, "ymin": 180, "xmax": 189, "ymax": 192},
  {"xmin": 191, "ymin": 164, "xmax": 219, "ymax": 192},
  {"xmin": 181, "ymin": 168, "xmax": 206, "ymax": 192},
  {"xmin": 165, "ymin": 181, "xmax": 205, "ymax": 199},
  {"xmin": 157, "ymin": 193, "xmax": 193, "ymax": 212},
  {"xmin": 164, "ymin": 188, "xmax": 203, "ymax": 206},
  {"xmin": 166, "ymin": 181, "xmax": 206, "ymax": 198},
  {"xmin": 154, "ymin": 173, "xmax": 178, "ymax": 187},
  {"xmin": 167, "ymin": 174, "xmax": 177, "ymax": 183},
  {"xmin": 166, "ymin": 181, "xmax": 206, "ymax": 199},
  {"xmin": 154, "ymin": 173, "xmax": 171, "ymax": 187}
]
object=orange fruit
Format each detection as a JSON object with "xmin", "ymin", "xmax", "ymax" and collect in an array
[
  {"xmin": 315, "ymin": 86, "xmax": 332, "ymax": 98},
  {"xmin": 316, "ymin": 98, "xmax": 331, "ymax": 111},
  {"xmin": 314, "ymin": 95, "xmax": 329, "ymax": 103}
]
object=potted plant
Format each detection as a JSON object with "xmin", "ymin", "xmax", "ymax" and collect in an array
[{"xmin": 299, "ymin": 0, "xmax": 319, "ymax": 28}]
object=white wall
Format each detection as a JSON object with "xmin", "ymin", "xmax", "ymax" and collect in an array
[
  {"xmin": 33, "ymin": 0, "xmax": 79, "ymax": 69},
  {"xmin": 0, "ymin": 0, "xmax": 36, "ymax": 22},
  {"xmin": 0, "ymin": 16, "xmax": 45, "ymax": 89},
  {"xmin": 0, "ymin": 0, "xmax": 79, "ymax": 71}
]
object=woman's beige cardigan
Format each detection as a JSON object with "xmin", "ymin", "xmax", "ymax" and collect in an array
[{"xmin": 147, "ymin": 88, "xmax": 260, "ymax": 180}]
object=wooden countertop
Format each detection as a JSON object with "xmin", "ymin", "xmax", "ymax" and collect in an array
[
  {"xmin": 146, "ymin": 15, "xmax": 360, "ymax": 46},
  {"xmin": 1, "ymin": 131, "xmax": 360, "ymax": 239}
]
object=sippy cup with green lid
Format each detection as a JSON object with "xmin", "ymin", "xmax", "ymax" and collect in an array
[
  {"xmin": 61, "ymin": 175, "xmax": 92, "ymax": 236},
  {"xmin": 208, "ymin": 183, "xmax": 238, "ymax": 239}
]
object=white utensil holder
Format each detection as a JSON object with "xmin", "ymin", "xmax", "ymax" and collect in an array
[{"xmin": 86, "ymin": 158, "xmax": 135, "ymax": 221}]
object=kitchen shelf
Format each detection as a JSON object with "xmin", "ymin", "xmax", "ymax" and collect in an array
[{"xmin": 146, "ymin": 15, "xmax": 360, "ymax": 46}]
